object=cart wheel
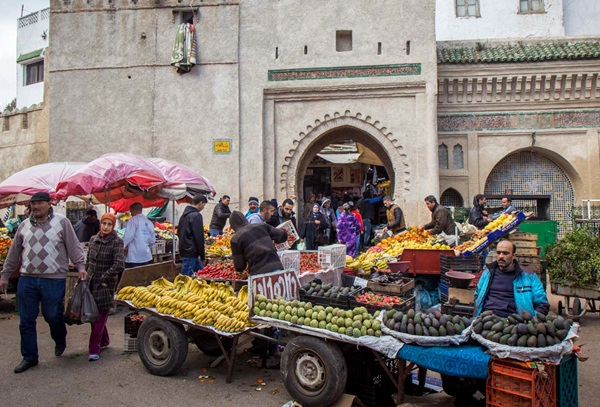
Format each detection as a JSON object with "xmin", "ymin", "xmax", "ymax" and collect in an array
[
  {"xmin": 281, "ymin": 336, "xmax": 347, "ymax": 407},
  {"xmin": 191, "ymin": 331, "xmax": 233, "ymax": 356},
  {"xmin": 137, "ymin": 316, "xmax": 188, "ymax": 376},
  {"xmin": 568, "ymin": 298, "xmax": 586, "ymax": 321},
  {"xmin": 558, "ymin": 300, "xmax": 564, "ymax": 316}
]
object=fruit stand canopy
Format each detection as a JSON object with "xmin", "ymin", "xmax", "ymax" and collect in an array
[{"xmin": 0, "ymin": 153, "xmax": 216, "ymax": 212}]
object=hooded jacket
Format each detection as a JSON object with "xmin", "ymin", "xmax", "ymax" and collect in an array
[
  {"xmin": 474, "ymin": 260, "xmax": 549, "ymax": 317},
  {"xmin": 229, "ymin": 211, "xmax": 287, "ymax": 276},
  {"xmin": 177, "ymin": 205, "xmax": 205, "ymax": 260},
  {"xmin": 209, "ymin": 201, "xmax": 232, "ymax": 231}
]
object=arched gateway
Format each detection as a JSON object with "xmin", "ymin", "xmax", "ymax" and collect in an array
[{"xmin": 280, "ymin": 113, "xmax": 410, "ymax": 203}]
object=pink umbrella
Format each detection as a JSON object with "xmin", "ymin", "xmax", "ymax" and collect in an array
[
  {"xmin": 149, "ymin": 157, "xmax": 217, "ymax": 201},
  {"xmin": 0, "ymin": 162, "xmax": 85, "ymax": 209},
  {"xmin": 55, "ymin": 153, "xmax": 167, "ymax": 209}
]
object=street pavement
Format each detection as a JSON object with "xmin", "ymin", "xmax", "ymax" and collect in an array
[{"xmin": 0, "ymin": 288, "xmax": 597, "ymax": 407}]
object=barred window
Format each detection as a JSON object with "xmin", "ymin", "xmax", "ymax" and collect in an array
[
  {"xmin": 453, "ymin": 144, "xmax": 464, "ymax": 169},
  {"xmin": 438, "ymin": 144, "xmax": 449, "ymax": 170}
]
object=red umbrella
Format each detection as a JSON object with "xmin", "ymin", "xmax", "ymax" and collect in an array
[
  {"xmin": 55, "ymin": 153, "xmax": 167, "ymax": 209},
  {"xmin": 149, "ymin": 157, "xmax": 216, "ymax": 201},
  {"xmin": 0, "ymin": 162, "xmax": 85, "ymax": 209}
]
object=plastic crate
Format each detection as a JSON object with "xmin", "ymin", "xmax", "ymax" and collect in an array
[
  {"xmin": 275, "ymin": 220, "xmax": 300, "ymax": 251},
  {"xmin": 151, "ymin": 240, "xmax": 166, "ymax": 255},
  {"xmin": 557, "ymin": 355, "xmax": 578, "ymax": 407},
  {"xmin": 350, "ymin": 287, "xmax": 415, "ymax": 313},
  {"xmin": 345, "ymin": 346, "xmax": 397, "ymax": 407},
  {"xmin": 318, "ymin": 244, "xmax": 347, "ymax": 269},
  {"xmin": 124, "ymin": 334, "xmax": 138, "ymax": 352},
  {"xmin": 278, "ymin": 250, "xmax": 300, "ymax": 275},
  {"xmin": 441, "ymin": 302, "xmax": 475, "ymax": 318},
  {"xmin": 124, "ymin": 312, "xmax": 145, "ymax": 337},
  {"xmin": 440, "ymin": 254, "xmax": 482, "ymax": 273},
  {"xmin": 487, "ymin": 358, "xmax": 556, "ymax": 407}
]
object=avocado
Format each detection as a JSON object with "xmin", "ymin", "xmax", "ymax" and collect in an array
[
  {"xmin": 439, "ymin": 325, "xmax": 447, "ymax": 336},
  {"xmin": 499, "ymin": 334, "xmax": 511, "ymax": 344},
  {"xmin": 429, "ymin": 327, "xmax": 439, "ymax": 337},
  {"xmin": 517, "ymin": 335, "xmax": 528, "ymax": 347},
  {"xmin": 537, "ymin": 334, "xmax": 546, "ymax": 347},
  {"xmin": 407, "ymin": 323, "xmax": 415, "ymax": 335},
  {"xmin": 507, "ymin": 334, "xmax": 518, "ymax": 346},
  {"xmin": 526, "ymin": 335, "xmax": 537, "ymax": 347},
  {"xmin": 474, "ymin": 322, "xmax": 483, "ymax": 334}
]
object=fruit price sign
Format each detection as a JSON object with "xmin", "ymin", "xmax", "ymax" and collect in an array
[{"xmin": 248, "ymin": 269, "xmax": 300, "ymax": 308}]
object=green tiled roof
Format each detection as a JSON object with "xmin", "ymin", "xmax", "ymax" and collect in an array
[
  {"xmin": 437, "ymin": 41, "xmax": 600, "ymax": 64},
  {"xmin": 16, "ymin": 48, "xmax": 44, "ymax": 63}
]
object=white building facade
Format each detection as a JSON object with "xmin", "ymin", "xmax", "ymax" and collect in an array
[{"xmin": 16, "ymin": 7, "xmax": 49, "ymax": 109}]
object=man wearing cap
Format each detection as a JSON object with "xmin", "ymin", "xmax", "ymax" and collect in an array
[
  {"xmin": 245, "ymin": 197, "xmax": 260, "ymax": 218},
  {"xmin": 0, "ymin": 192, "xmax": 87, "ymax": 373}
]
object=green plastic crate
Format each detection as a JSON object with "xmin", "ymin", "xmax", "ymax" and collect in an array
[
  {"xmin": 557, "ymin": 354, "xmax": 578, "ymax": 407},
  {"xmin": 518, "ymin": 220, "xmax": 558, "ymax": 257}
]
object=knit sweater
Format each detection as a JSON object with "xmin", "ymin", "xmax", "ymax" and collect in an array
[
  {"xmin": 230, "ymin": 223, "xmax": 287, "ymax": 276},
  {"xmin": 1, "ymin": 212, "xmax": 86, "ymax": 280}
]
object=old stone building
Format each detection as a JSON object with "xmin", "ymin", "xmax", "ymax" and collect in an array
[{"xmin": 2, "ymin": 0, "xmax": 599, "ymax": 229}]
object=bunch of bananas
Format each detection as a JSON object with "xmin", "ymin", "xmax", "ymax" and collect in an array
[
  {"xmin": 131, "ymin": 287, "xmax": 160, "ymax": 308},
  {"xmin": 116, "ymin": 275, "xmax": 254, "ymax": 333},
  {"xmin": 116, "ymin": 286, "xmax": 136, "ymax": 300},
  {"xmin": 213, "ymin": 315, "xmax": 247, "ymax": 333}
]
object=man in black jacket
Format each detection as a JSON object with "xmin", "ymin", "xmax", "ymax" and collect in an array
[
  {"xmin": 267, "ymin": 198, "xmax": 297, "ymax": 230},
  {"xmin": 229, "ymin": 211, "xmax": 287, "ymax": 276},
  {"xmin": 209, "ymin": 195, "xmax": 231, "ymax": 237},
  {"xmin": 177, "ymin": 194, "xmax": 207, "ymax": 276}
]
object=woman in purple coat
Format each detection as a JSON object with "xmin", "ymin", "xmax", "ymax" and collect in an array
[{"xmin": 336, "ymin": 203, "xmax": 361, "ymax": 257}]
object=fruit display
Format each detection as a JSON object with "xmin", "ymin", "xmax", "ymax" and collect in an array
[
  {"xmin": 345, "ymin": 227, "xmax": 451, "ymax": 272},
  {"xmin": 472, "ymin": 310, "xmax": 572, "ymax": 348},
  {"xmin": 353, "ymin": 291, "xmax": 412, "ymax": 310},
  {"xmin": 196, "ymin": 259, "xmax": 248, "ymax": 280},
  {"xmin": 382, "ymin": 308, "xmax": 471, "ymax": 337},
  {"xmin": 299, "ymin": 252, "xmax": 320, "ymax": 273},
  {"xmin": 252, "ymin": 295, "xmax": 382, "ymax": 338},
  {"xmin": 116, "ymin": 276, "xmax": 253, "ymax": 333},
  {"xmin": 301, "ymin": 281, "xmax": 361, "ymax": 299},
  {"xmin": 0, "ymin": 228, "xmax": 12, "ymax": 262},
  {"xmin": 206, "ymin": 234, "xmax": 232, "ymax": 257},
  {"xmin": 454, "ymin": 212, "xmax": 523, "ymax": 253},
  {"xmin": 154, "ymin": 221, "xmax": 177, "ymax": 240}
]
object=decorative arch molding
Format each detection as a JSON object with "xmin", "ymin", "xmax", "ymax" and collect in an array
[{"xmin": 280, "ymin": 112, "xmax": 410, "ymax": 201}]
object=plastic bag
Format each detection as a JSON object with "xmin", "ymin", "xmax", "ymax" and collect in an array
[
  {"xmin": 64, "ymin": 280, "xmax": 99, "ymax": 325},
  {"xmin": 296, "ymin": 241, "xmax": 306, "ymax": 251}
]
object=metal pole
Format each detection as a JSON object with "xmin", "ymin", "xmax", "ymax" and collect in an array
[{"xmin": 172, "ymin": 199, "xmax": 176, "ymax": 263}]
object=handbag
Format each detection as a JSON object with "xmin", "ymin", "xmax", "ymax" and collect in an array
[{"xmin": 315, "ymin": 231, "xmax": 329, "ymax": 245}]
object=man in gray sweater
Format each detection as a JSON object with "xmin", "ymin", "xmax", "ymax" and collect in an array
[{"xmin": 0, "ymin": 192, "xmax": 87, "ymax": 373}]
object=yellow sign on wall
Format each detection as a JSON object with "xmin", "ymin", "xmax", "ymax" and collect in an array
[{"xmin": 213, "ymin": 139, "xmax": 231, "ymax": 154}]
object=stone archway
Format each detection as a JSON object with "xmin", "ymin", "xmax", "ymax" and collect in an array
[{"xmin": 280, "ymin": 112, "xmax": 410, "ymax": 203}]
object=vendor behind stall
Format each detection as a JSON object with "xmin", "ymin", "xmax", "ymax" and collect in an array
[
  {"xmin": 229, "ymin": 211, "xmax": 287, "ymax": 275},
  {"xmin": 423, "ymin": 195, "xmax": 455, "ymax": 235}
]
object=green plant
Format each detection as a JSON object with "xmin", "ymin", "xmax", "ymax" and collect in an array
[{"xmin": 545, "ymin": 227, "xmax": 600, "ymax": 287}]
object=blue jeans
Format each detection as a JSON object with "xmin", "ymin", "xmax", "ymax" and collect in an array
[
  {"xmin": 209, "ymin": 228, "xmax": 223, "ymax": 237},
  {"xmin": 363, "ymin": 219, "xmax": 372, "ymax": 246},
  {"xmin": 17, "ymin": 276, "xmax": 67, "ymax": 363},
  {"xmin": 181, "ymin": 257, "xmax": 203, "ymax": 276}
]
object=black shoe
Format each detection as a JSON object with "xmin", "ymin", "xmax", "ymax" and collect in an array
[
  {"xmin": 14, "ymin": 360, "xmax": 38, "ymax": 373},
  {"xmin": 55, "ymin": 343, "xmax": 66, "ymax": 357}
]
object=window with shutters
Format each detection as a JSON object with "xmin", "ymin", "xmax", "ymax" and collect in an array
[{"xmin": 24, "ymin": 60, "xmax": 44, "ymax": 86}]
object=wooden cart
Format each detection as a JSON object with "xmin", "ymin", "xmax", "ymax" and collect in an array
[{"xmin": 551, "ymin": 281, "xmax": 600, "ymax": 320}]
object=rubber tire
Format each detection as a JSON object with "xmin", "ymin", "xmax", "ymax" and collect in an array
[
  {"xmin": 558, "ymin": 300, "xmax": 564, "ymax": 316},
  {"xmin": 281, "ymin": 336, "xmax": 347, "ymax": 407},
  {"xmin": 570, "ymin": 298, "xmax": 585, "ymax": 321},
  {"xmin": 137, "ymin": 316, "xmax": 188, "ymax": 376},
  {"xmin": 191, "ymin": 331, "xmax": 233, "ymax": 356}
]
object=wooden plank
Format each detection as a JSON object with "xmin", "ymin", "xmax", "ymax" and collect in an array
[
  {"xmin": 509, "ymin": 232, "xmax": 538, "ymax": 241},
  {"xmin": 515, "ymin": 247, "xmax": 541, "ymax": 256},
  {"xmin": 117, "ymin": 261, "xmax": 180, "ymax": 291}
]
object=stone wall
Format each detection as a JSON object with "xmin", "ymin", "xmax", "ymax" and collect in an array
[{"xmin": 0, "ymin": 105, "xmax": 49, "ymax": 182}]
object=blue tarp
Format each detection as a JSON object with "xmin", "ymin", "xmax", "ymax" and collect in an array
[{"xmin": 397, "ymin": 343, "xmax": 491, "ymax": 379}]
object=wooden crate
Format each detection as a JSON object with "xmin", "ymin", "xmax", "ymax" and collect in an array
[
  {"xmin": 513, "ymin": 240, "xmax": 538, "ymax": 248},
  {"xmin": 509, "ymin": 232, "xmax": 538, "ymax": 241},
  {"xmin": 515, "ymin": 247, "xmax": 541, "ymax": 256}
]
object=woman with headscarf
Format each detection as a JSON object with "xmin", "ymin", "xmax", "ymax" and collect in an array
[
  {"xmin": 300, "ymin": 202, "xmax": 328, "ymax": 250},
  {"xmin": 86, "ymin": 212, "xmax": 125, "ymax": 361},
  {"xmin": 319, "ymin": 198, "xmax": 337, "ymax": 243},
  {"xmin": 336, "ymin": 203, "xmax": 361, "ymax": 257}
]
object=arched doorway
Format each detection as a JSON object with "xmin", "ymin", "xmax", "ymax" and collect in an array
[
  {"xmin": 440, "ymin": 188, "xmax": 464, "ymax": 207},
  {"xmin": 282, "ymin": 114, "xmax": 409, "ymax": 207},
  {"xmin": 484, "ymin": 151, "xmax": 575, "ymax": 233}
]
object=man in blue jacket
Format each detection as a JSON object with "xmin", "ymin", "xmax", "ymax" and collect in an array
[{"xmin": 474, "ymin": 240, "xmax": 549, "ymax": 317}]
